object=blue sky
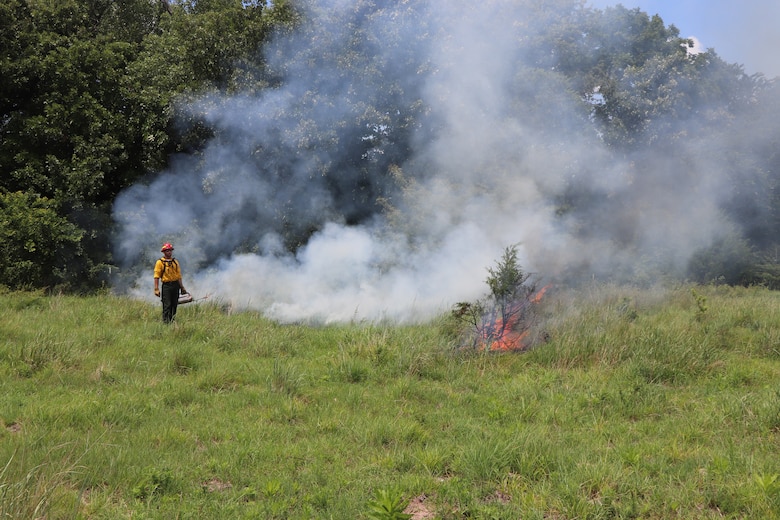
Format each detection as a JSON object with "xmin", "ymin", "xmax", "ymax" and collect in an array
[{"xmin": 586, "ymin": 0, "xmax": 780, "ymax": 78}]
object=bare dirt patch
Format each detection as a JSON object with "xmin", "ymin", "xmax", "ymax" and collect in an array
[
  {"xmin": 202, "ymin": 478, "xmax": 232, "ymax": 493},
  {"xmin": 404, "ymin": 494, "xmax": 436, "ymax": 520}
]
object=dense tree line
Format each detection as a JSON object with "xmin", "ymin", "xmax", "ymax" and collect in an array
[
  {"xmin": 0, "ymin": 0, "xmax": 295, "ymax": 289},
  {"xmin": 1, "ymin": 0, "xmax": 778, "ymax": 291}
]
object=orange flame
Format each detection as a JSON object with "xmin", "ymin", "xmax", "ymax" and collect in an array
[
  {"xmin": 480, "ymin": 284, "xmax": 551, "ymax": 352},
  {"xmin": 530, "ymin": 284, "xmax": 550, "ymax": 303}
]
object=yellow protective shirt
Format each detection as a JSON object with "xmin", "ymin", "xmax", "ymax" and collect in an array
[{"xmin": 154, "ymin": 258, "xmax": 182, "ymax": 283}]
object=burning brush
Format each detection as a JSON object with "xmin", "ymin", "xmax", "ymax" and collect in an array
[
  {"xmin": 477, "ymin": 284, "xmax": 549, "ymax": 351},
  {"xmin": 453, "ymin": 245, "xmax": 550, "ymax": 352}
]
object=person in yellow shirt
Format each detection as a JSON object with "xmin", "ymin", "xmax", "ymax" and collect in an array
[{"xmin": 153, "ymin": 242, "xmax": 188, "ymax": 323}]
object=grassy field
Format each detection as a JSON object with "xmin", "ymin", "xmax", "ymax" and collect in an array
[{"xmin": 1, "ymin": 284, "xmax": 779, "ymax": 519}]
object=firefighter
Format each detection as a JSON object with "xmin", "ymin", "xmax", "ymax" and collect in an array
[{"xmin": 153, "ymin": 243, "xmax": 188, "ymax": 324}]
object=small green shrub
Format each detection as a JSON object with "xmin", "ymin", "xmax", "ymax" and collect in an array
[
  {"xmin": 132, "ymin": 467, "xmax": 176, "ymax": 501},
  {"xmin": 332, "ymin": 355, "xmax": 370, "ymax": 383},
  {"xmin": 414, "ymin": 446, "xmax": 451, "ymax": 477},
  {"xmin": 169, "ymin": 347, "xmax": 199, "ymax": 375},
  {"xmin": 754, "ymin": 473, "xmax": 780, "ymax": 496},
  {"xmin": 269, "ymin": 359, "xmax": 305, "ymax": 396},
  {"xmin": 691, "ymin": 288, "xmax": 708, "ymax": 320},
  {"xmin": 366, "ymin": 488, "xmax": 412, "ymax": 520},
  {"xmin": 453, "ymin": 245, "xmax": 543, "ymax": 351}
]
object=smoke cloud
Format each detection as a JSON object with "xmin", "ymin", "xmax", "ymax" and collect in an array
[{"xmin": 112, "ymin": 0, "xmax": 738, "ymax": 323}]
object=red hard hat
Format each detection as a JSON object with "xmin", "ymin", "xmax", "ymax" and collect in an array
[{"xmin": 161, "ymin": 242, "xmax": 174, "ymax": 252}]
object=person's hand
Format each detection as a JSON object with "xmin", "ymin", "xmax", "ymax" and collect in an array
[
  {"xmin": 180, "ymin": 288, "xmax": 187, "ymax": 295},
  {"xmin": 154, "ymin": 288, "xmax": 160, "ymax": 297}
]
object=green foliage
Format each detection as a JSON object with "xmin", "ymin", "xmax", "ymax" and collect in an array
[
  {"xmin": 132, "ymin": 467, "xmax": 176, "ymax": 501},
  {"xmin": 753, "ymin": 473, "xmax": 780, "ymax": 496},
  {"xmin": 1, "ymin": 0, "xmax": 779, "ymax": 293},
  {"xmin": 691, "ymin": 288, "xmax": 708, "ymax": 319},
  {"xmin": 454, "ymin": 245, "xmax": 542, "ymax": 351},
  {"xmin": 0, "ymin": 191, "xmax": 83, "ymax": 289},
  {"xmin": 269, "ymin": 358, "xmax": 305, "ymax": 396},
  {"xmin": 486, "ymin": 245, "xmax": 530, "ymax": 305},
  {"xmin": 0, "ymin": 0, "xmax": 292, "ymax": 290},
  {"xmin": 687, "ymin": 234, "xmax": 754, "ymax": 285},
  {"xmin": 568, "ymin": 7, "xmax": 699, "ymax": 148},
  {"xmin": 740, "ymin": 262, "xmax": 780, "ymax": 290},
  {"xmin": 170, "ymin": 346, "xmax": 200, "ymax": 375},
  {"xmin": 366, "ymin": 488, "xmax": 412, "ymax": 520},
  {"xmin": 0, "ymin": 446, "xmax": 82, "ymax": 519}
]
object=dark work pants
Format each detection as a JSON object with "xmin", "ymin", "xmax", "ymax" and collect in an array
[{"xmin": 161, "ymin": 281, "xmax": 180, "ymax": 324}]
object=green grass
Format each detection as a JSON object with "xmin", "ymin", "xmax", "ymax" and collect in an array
[{"xmin": 1, "ymin": 284, "xmax": 779, "ymax": 518}]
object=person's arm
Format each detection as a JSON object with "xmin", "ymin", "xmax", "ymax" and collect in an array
[{"xmin": 153, "ymin": 260, "xmax": 162, "ymax": 296}]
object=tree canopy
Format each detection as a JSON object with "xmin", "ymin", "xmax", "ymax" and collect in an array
[
  {"xmin": 1, "ymin": 0, "xmax": 294, "ymax": 289},
  {"xmin": 1, "ymin": 0, "xmax": 778, "ymax": 291}
]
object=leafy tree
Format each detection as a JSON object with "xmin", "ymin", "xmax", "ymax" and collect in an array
[
  {"xmin": 539, "ymin": 3, "xmax": 775, "ymax": 284},
  {"xmin": 2, "ymin": 0, "xmax": 779, "ymax": 292},
  {"xmin": 717, "ymin": 78, "xmax": 780, "ymax": 252},
  {"xmin": 687, "ymin": 234, "xmax": 754, "ymax": 286},
  {"xmin": 0, "ymin": 192, "xmax": 84, "ymax": 289},
  {"xmin": 0, "ymin": 0, "xmax": 292, "ymax": 289}
]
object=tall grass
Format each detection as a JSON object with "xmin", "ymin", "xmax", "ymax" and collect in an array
[{"xmin": 0, "ymin": 284, "xmax": 779, "ymax": 518}]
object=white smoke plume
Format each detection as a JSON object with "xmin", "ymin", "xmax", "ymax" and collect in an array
[{"xmin": 112, "ymin": 0, "xmax": 735, "ymax": 323}]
